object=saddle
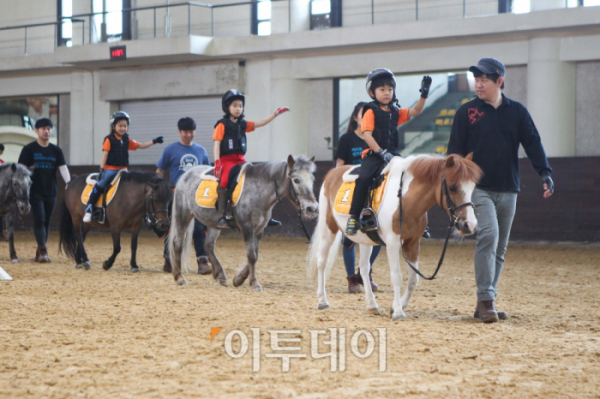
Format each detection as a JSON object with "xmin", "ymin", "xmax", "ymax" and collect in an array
[
  {"xmin": 195, "ymin": 163, "xmax": 250, "ymax": 209},
  {"xmin": 81, "ymin": 171, "xmax": 124, "ymax": 223},
  {"xmin": 333, "ymin": 165, "xmax": 389, "ymax": 216}
]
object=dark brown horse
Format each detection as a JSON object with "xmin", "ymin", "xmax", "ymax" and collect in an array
[{"xmin": 59, "ymin": 171, "xmax": 172, "ymax": 272}]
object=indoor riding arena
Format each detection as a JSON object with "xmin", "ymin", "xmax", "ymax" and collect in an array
[{"xmin": 1, "ymin": 1, "xmax": 600, "ymax": 398}]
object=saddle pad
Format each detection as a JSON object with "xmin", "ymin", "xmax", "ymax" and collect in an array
[
  {"xmin": 195, "ymin": 171, "xmax": 247, "ymax": 208},
  {"xmin": 342, "ymin": 165, "xmax": 360, "ymax": 183},
  {"xmin": 333, "ymin": 173, "xmax": 389, "ymax": 215},
  {"xmin": 81, "ymin": 175, "xmax": 122, "ymax": 207}
]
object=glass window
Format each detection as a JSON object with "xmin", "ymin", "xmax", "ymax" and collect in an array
[
  {"xmin": 311, "ymin": 0, "xmax": 331, "ymax": 15},
  {"xmin": 512, "ymin": 0, "xmax": 530, "ymax": 14},
  {"xmin": 92, "ymin": 0, "xmax": 123, "ymax": 43},
  {"xmin": 255, "ymin": 0, "xmax": 271, "ymax": 36},
  {"xmin": 0, "ymin": 96, "xmax": 60, "ymax": 162},
  {"xmin": 61, "ymin": 0, "xmax": 73, "ymax": 47}
]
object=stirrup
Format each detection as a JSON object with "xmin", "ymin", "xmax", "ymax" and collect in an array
[
  {"xmin": 217, "ymin": 218, "xmax": 230, "ymax": 229},
  {"xmin": 345, "ymin": 217, "xmax": 359, "ymax": 236},
  {"xmin": 359, "ymin": 207, "xmax": 379, "ymax": 232}
]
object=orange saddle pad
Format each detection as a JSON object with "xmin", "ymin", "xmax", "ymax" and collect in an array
[
  {"xmin": 81, "ymin": 176, "xmax": 122, "ymax": 207},
  {"xmin": 195, "ymin": 172, "xmax": 246, "ymax": 208},
  {"xmin": 333, "ymin": 173, "xmax": 389, "ymax": 215}
]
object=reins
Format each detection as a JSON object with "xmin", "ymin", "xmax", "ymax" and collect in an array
[
  {"xmin": 143, "ymin": 183, "xmax": 169, "ymax": 228},
  {"xmin": 273, "ymin": 171, "xmax": 312, "ymax": 242},
  {"xmin": 397, "ymin": 170, "xmax": 474, "ymax": 280}
]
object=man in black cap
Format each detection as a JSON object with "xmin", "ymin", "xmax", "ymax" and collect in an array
[
  {"xmin": 18, "ymin": 118, "xmax": 71, "ymax": 262},
  {"xmin": 447, "ymin": 58, "xmax": 554, "ymax": 323}
]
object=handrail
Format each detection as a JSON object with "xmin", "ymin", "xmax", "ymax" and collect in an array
[{"xmin": 0, "ymin": 19, "xmax": 85, "ymax": 54}]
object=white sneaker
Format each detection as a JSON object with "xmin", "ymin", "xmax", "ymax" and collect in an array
[{"xmin": 83, "ymin": 212, "xmax": 93, "ymax": 223}]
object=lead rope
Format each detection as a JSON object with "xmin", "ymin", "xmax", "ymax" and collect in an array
[
  {"xmin": 398, "ymin": 171, "xmax": 457, "ymax": 280},
  {"xmin": 274, "ymin": 178, "xmax": 312, "ymax": 243}
]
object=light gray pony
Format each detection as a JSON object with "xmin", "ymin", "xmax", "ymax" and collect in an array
[
  {"xmin": 0, "ymin": 163, "xmax": 33, "ymax": 263},
  {"xmin": 168, "ymin": 155, "xmax": 319, "ymax": 290}
]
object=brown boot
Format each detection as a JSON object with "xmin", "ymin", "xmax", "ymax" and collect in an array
[
  {"xmin": 216, "ymin": 187, "xmax": 230, "ymax": 229},
  {"xmin": 357, "ymin": 267, "xmax": 378, "ymax": 292},
  {"xmin": 0, "ymin": 231, "xmax": 7, "ymax": 242},
  {"xmin": 476, "ymin": 300, "xmax": 499, "ymax": 323},
  {"xmin": 197, "ymin": 256, "xmax": 213, "ymax": 275},
  {"xmin": 35, "ymin": 246, "xmax": 50, "ymax": 263},
  {"xmin": 347, "ymin": 275, "xmax": 363, "ymax": 294},
  {"xmin": 163, "ymin": 257, "xmax": 172, "ymax": 273},
  {"xmin": 475, "ymin": 306, "xmax": 508, "ymax": 320}
]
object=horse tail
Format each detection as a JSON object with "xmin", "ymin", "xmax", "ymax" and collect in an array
[
  {"xmin": 168, "ymin": 188, "xmax": 195, "ymax": 281},
  {"xmin": 58, "ymin": 197, "xmax": 77, "ymax": 260},
  {"xmin": 306, "ymin": 188, "xmax": 341, "ymax": 285}
]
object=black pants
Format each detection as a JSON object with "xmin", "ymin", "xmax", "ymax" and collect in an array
[
  {"xmin": 349, "ymin": 155, "xmax": 385, "ymax": 217},
  {"xmin": 30, "ymin": 196, "xmax": 57, "ymax": 247},
  {"xmin": 161, "ymin": 218, "xmax": 207, "ymax": 259}
]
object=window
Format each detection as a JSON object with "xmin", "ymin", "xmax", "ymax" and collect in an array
[
  {"xmin": 512, "ymin": 0, "xmax": 530, "ymax": 14},
  {"xmin": 92, "ymin": 0, "xmax": 130, "ymax": 43},
  {"xmin": 58, "ymin": 0, "xmax": 73, "ymax": 47},
  {"xmin": 310, "ymin": 0, "xmax": 341, "ymax": 30},
  {"xmin": 251, "ymin": 0, "xmax": 272, "ymax": 36}
]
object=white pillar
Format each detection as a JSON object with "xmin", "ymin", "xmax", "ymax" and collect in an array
[
  {"xmin": 526, "ymin": 37, "xmax": 576, "ymax": 157},
  {"xmin": 530, "ymin": 0, "xmax": 566, "ymax": 12}
]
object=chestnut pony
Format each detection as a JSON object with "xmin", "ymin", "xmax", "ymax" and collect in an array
[{"xmin": 307, "ymin": 154, "xmax": 482, "ymax": 321}]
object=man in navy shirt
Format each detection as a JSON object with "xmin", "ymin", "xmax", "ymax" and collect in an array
[
  {"xmin": 18, "ymin": 118, "xmax": 71, "ymax": 262},
  {"xmin": 156, "ymin": 117, "xmax": 211, "ymax": 275},
  {"xmin": 447, "ymin": 58, "xmax": 554, "ymax": 323}
]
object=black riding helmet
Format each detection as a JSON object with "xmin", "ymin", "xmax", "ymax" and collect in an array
[
  {"xmin": 365, "ymin": 68, "xmax": 398, "ymax": 105},
  {"xmin": 222, "ymin": 89, "xmax": 245, "ymax": 114},
  {"xmin": 110, "ymin": 111, "xmax": 131, "ymax": 125}
]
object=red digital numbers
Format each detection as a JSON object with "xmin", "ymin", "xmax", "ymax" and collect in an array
[{"xmin": 110, "ymin": 46, "xmax": 126, "ymax": 61}]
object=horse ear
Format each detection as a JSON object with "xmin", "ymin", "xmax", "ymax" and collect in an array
[
  {"xmin": 11, "ymin": 163, "xmax": 17, "ymax": 173},
  {"xmin": 310, "ymin": 156, "xmax": 316, "ymax": 163},
  {"xmin": 466, "ymin": 152, "xmax": 474, "ymax": 161},
  {"xmin": 446, "ymin": 155, "xmax": 455, "ymax": 168},
  {"xmin": 287, "ymin": 155, "xmax": 295, "ymax": 171}
]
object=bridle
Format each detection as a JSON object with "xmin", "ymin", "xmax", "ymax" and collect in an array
[
  {"xmin": 398, "ymin": 169, "xmax": 473, "ymax": 281},
  {"xmin": 6, "ymin": 177, "xmax": 30, "ymax": 215},
  {"xmin": 143, "ymin": 184, "xmax": 169, "ymax": 227},
  {"xmin": 273, "ymin": 169, "xmax": 313, "ymax": 242}
]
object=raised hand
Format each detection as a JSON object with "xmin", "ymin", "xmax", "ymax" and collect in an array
[
  {"xmin": 152, "ymin": 136, "xmax": 164, "ymax": 144},
  {"xmin": 274, "ymin": 107, "xmax": 290, "ymax": 116},
  {"xmin": 420, "ymin": 76, "xmax": 433, "ymax": 98}
]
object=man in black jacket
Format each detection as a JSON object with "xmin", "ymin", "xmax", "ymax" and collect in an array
[{"xmin": 447, "ymin": 58, "xmax": 554, "ymax": 323}]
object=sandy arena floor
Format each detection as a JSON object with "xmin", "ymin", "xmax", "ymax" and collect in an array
[{"xmin": 1, "ymin": 230, "xmax": 599, "ymax": 398}]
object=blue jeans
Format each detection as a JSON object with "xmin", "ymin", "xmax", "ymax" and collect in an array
[
  {"xmin": 343, "ymin": 244, "xmax": 381, "ymax": 276},
  {"xmin": 473, "ymin": 188, "xmax": 517, "ymax": 302},
  {"xmin": 95, "ymin": 169, "xmax": 120, "ymax": 191}
]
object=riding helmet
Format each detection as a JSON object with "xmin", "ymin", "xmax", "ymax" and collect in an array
[
  {"xmin": 222, "ymin": 90, "xmax": 245, "ymax": 113},
  {"xmin": 110, "ymin": 111, "xmax": 131, "ymax": 125},
  {"xmin": 365, "ymin": 68, "xmax": 396, "ymax": 99}
]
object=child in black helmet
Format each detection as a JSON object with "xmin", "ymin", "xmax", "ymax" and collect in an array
[
  {"xmin": 213, "ymin": 89, "xmax": 289, "ymax": 229},
  {"xmin": 345, "ymin": 69, "xmax": 432, "ymax": 235},
  {"xmin": 83, "ymin": 111, "xmax": 165, "ymax": 223}
]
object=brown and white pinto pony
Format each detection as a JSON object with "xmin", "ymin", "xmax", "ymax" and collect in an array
[{"xmin": 307, "ymin": 153, "xmax": 482, "ymax": 321}]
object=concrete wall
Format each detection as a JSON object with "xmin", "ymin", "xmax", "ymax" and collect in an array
[{"xmin": 575, "ymin": 61, "xmax": 600, "ymax": 157}]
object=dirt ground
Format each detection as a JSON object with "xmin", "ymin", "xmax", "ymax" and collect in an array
[{"xmin": 1, "ymin": 230, "xmax": 599, "ymax": 398}]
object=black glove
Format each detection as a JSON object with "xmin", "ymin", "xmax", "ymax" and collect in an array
[
  {"xmin": 377, "ymin": 149, "xmax": 394, "ymax": 163},
  {"xmin": 152, "ymin": 136, "xmax": 164, "ymax": 144},
  {"xmin": 420, "ymin": 76, "xmax": 432, "ymax": 98},
  {"xmin": 98, "ymin": 167, "xmax": 105, "ymax": 181},
  {"xmin": 541, "ymin": 174, "xmax": 554, "ymax": 194}
]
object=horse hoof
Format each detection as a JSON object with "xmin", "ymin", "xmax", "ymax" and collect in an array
[
  {"xmin": 392, "ymin": 312, "xmax": 407, "ymax": 322},
  {"xmin": 232, "ymin": 275, "xmax": 246, "ymax": 287},
  {"xmin": 83, "ymin": 261, "xmax": 92, "ymax": 270},
  {"xmin": 318, "ymin": 302, "xmax": 330, "ymax": 310},
  {"xmin": 102, "ymin": 260, "xmax": 111, "ymax": 271},
  {"xmin": 11, "ymin": 258, "xmax": 20, "ymax": 264},
  {"xmin": 130, "ymin": 267, "xmax": 140, "ymax": 273},
  {"xmin": 219, "ymin": 279, "xmax": 228, "ymax": 287},
  {"xmin": 251, "ymin": 285, "xmax": 263, "ymax": 292},
  {"xmin": 175, "ymin": 276, "xmax": 188, "ymax": 286},
  {"xmin": 367, "ymin": 307, "xmax": 381, "ymax": 315},
  {"xmin": 75, "ymin": 263, "xmax": 83, "ymax": 269}
]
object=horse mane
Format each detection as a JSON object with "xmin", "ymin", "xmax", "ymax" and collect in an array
[
  {"xmin": 0, "ymin": 163, "xmax": 32, "ymax": 176},
  {"xmin": 247, "ymin": 155, "xmax": 316, "ymax": 179},
  {"xmin": 120, "ymin": 172, "xmax": 171, "ymax": 201},
  {"xmin": 407, "ymin": 154, "xmax": 482, "ymax": 185}
]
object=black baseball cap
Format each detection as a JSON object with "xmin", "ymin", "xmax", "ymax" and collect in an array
[
  {"xmin": 469, "ymin": 58, "xmax": 505, "ymax": 77},
  {"xmin": 35, "ymin": 118, "xmax": 53, "ymax": 129}
]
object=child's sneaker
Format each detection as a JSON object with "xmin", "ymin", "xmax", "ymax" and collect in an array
[
  {"xmin": 345, "ymin": 216, "xmax": 359, "ymax": 235},
  {"xmin": 83, "ymin": 205, "xmax": 93, "ymax": 223}
]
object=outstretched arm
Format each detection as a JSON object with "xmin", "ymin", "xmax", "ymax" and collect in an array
[
  {"xmin": 254, "ymin": 107, "xmax": 290, "ymax": 128},
  {"xmin": 408, "ymin": 76, "xmax": 431, "ymax": 118}
]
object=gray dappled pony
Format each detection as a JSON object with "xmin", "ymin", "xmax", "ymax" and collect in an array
[
  {"xmin": 0, "ymin": 163, "xmax": 33, "ymax": 263},
  {"xmin": 168, "ymin": 155, "xmax": 319, "ymax": 290}
]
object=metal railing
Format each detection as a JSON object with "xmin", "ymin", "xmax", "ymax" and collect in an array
[
  {"xmin": 0, "ymin": 19, "xmax": 85, "ymax": 54},
  {"xmin": 0, "ymin": 0, "xmax": 591, "ymax": 56}
]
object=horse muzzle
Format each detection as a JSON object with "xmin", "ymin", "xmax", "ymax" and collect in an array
[
  {"xmin": 302, "ymin": 203, "xmax": 319, "ymax": 220},
  {"xmin": 455, "ymin": 220, "xmax": 476, "ymax": 236},
  {"xmin": 17, "ymin": 201, "xmax": 31, "ymax": 216}
]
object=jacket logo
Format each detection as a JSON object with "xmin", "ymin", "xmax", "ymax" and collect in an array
[{"xmin": 468, "ymin": 108, "xmax": 484, "ymax": 125}]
